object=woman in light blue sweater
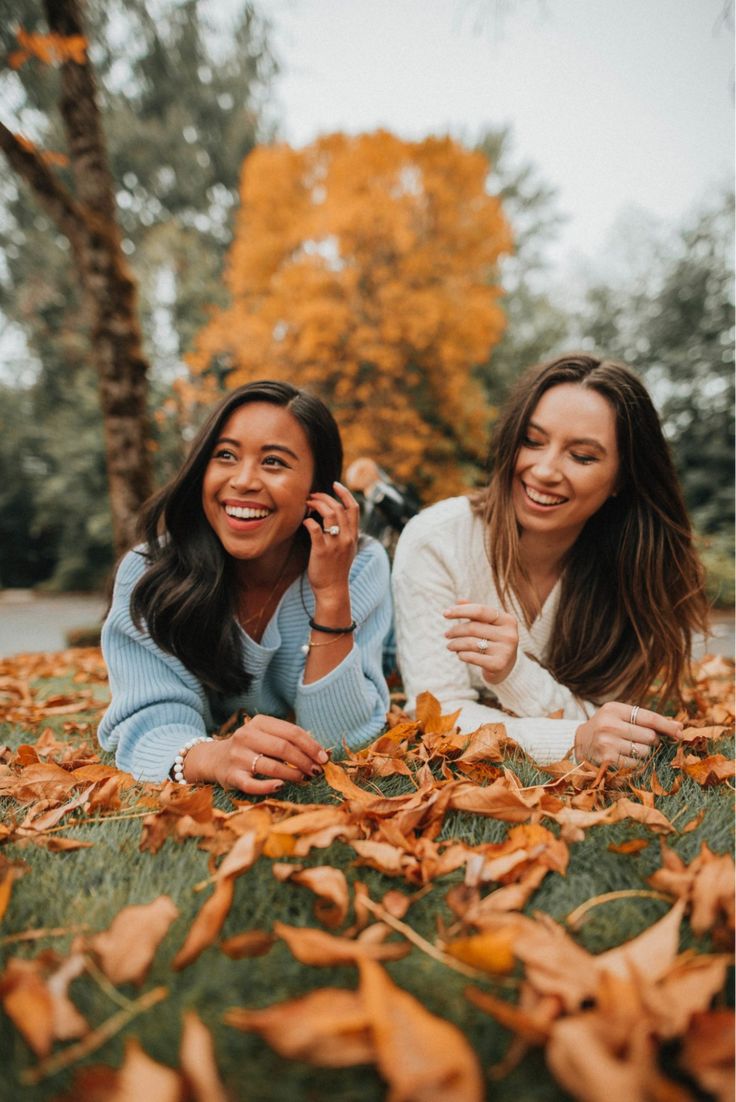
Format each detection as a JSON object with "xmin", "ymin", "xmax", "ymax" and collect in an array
[{"xmin": 98, "ymin": 381, "xmax": 392, "ymax": 792}]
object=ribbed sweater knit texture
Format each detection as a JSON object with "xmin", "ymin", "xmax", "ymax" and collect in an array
[
  {"xmin": 392, "ymin": 496, "xmax": 596, "ymax": 765},
  {"xmin": 98, "ymin": 539, "xmax": 392, "ymax": 781}
]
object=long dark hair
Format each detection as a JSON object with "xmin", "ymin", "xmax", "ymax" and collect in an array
[
  {"xmin": 474, "ymin": 354, "xmax": 708, "ymax": 705},
  {"xmin": 131, "ymin": 381, "xmax": 343, "ymax": 694}
]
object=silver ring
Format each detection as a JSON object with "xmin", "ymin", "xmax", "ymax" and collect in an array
[
  {"xmin": 327, "ymin": 524, "xmax": 340, "ymax": 536},
  {"xmin": 630, "ymin": 704, "xmax": 640, "ymax": 726},
  {"xmin": 251, "ymin": 753, "xmax": 263, "ymax": 775},
  {"xmin": 477, "ymin": 638, "xmax": 489, "ymax": 652}
]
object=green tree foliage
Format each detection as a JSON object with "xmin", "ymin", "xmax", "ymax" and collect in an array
[
  {"xmin": 573, "ymin": 192, "xmax": 735, "ymax": 604},
  {"xmin": 0, "ymin": 0, "xmax": 276, "ymax": 588}
]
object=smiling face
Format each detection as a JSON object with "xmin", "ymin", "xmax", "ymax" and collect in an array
[
  {"xmin": 511, "ymin": 383, "xmax": 620, "ymax": 547},
  {"xmin": 201, "ymin": 401, "xmax": 315, "ymax": 573}
]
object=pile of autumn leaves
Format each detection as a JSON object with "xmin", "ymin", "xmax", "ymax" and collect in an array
[{"xmin": 0, "ymin": 648, "xmax": 734, "ymax": 1101}]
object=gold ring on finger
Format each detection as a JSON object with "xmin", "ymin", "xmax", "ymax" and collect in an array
[{"xmin": 251, "ymin": 753, "xmax": 263, "ymax": 775}]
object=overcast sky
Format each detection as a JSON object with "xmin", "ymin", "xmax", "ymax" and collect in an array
[{"xmin": 251, "ymin": 0, "xmax": 734, "ymax": 272}]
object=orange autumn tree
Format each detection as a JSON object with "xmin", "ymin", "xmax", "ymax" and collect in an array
[{"xmin": 188, "ymin": 130, "xmax": 513, "ymax": 497}]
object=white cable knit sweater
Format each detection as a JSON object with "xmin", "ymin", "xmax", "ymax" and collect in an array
[{"xmin": 392, "ymin": 496, "xmax": 596, "ymax": 765}]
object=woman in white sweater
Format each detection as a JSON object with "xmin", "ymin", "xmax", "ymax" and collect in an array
[{"xmin": 392, "ymin": 354, "xmax": 708, "ymax": 767}]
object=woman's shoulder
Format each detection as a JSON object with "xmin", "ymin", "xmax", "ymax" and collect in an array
[
  {"xmin": 395, "ymin": 496, "xmax": 479, "ymax": 556},
  {"xmin": 113, "ymin": 546, "xmax": 150, "ymax": 586},
  {"xmin": 351, "ymin": 534, "xmax": 390, "ymax": 582}
]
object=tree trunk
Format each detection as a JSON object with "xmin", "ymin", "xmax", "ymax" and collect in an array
[{"xmin": 1, "ymin": 0, "xmax": 152, "ymax": 555}]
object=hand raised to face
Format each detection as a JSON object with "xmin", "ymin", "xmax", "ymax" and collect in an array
[{"xmin": 303, "ymin": 480, "xmax": 360, "ymax": 597}]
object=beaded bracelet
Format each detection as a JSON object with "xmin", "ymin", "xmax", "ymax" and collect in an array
[
  {"xmin": 308, "ymin": 618, "xmax": 357, "ymax": 634},
  {"xmin": 170, "ymin": 735, "xmax": 213, "ymax": 785}
]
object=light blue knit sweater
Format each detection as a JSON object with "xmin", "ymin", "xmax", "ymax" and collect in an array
[{"xmin": 98, "ymin": 539, "xmax": 392, "ymax": 781}]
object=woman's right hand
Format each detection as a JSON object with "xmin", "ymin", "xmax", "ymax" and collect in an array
[
  {"xmin": 182, "ymin": 715, "xmax": 329, "ymax": 794},
  {"xmin": 574, "ymin": 701, "xmax": 683, "ymax": 768}
]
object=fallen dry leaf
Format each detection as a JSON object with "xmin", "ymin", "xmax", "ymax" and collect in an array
[
  {"xmin": 225, "ymin": 987, "xmax": 375, "ymax": 1067},
  {"xmin": 678, "ymin": 1008, "xmax": 735, "ymax": 1101},
  {"xmin": 180, "ymin": 1010, "xmax": 229, "ymax": 1102},
  {"xmin": 219, "ymin": 929, "xmax": 275, "ymax": 959},
  {"xmin": 358, "ymin": 956, "xmax": 484, "ymax": 1102},
  {"xmin": 274, "ymin": 921, "xmax": 410, "ymax": 965},
  {"xmin": 172, "ymin": 878, "xmax": 234, "ymax": 972},
  {"xmin": 86, "ymin": 895, "xmax": 179, "ymax": 986},
  {"xmin": 275, "ymin": 864, "xmax": 350, "ymax": 927},
  {"xmin": 648, "ymin": 842, "xmax": 735, "ymax": 939},
  {"xmin": 444, "ymin": 926, "xmax": 518, "ymax": 975}
]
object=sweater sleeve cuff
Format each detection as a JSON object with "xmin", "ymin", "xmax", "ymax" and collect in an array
[{"xmin": 503, "ymin": 718, "xmax": 580, "ymax": 766}]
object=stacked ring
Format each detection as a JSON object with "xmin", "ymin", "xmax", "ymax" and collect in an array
[{"xmin": 630, "ymin": 704, "xmax": 640, "ymax": 725}]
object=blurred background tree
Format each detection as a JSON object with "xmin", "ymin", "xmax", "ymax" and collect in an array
[
  {"xmin": 187, "ymin": 130, "xmax": 512, "ymax": 499},
  {"xmin": 0, "ymin": 2, "xmax": 732, "ymax": 608},
  {"xmin": 571, "ymin": 190, "xmax": 735, "ymax": 604},
  {"xmin": 0, "ymin": 0, "xmax": 276, "ymax": 587}
]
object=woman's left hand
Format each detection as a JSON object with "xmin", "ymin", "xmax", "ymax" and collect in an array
[
  {"xmin": 303, "ymin": 481, "xmax": 360, "ymax": 596},
  {"xmin": 444, "ymin": 600, "xmax": 519, "ymax": 684}
]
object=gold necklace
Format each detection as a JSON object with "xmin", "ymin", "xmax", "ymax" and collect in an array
[{"xmin": 238, "ymin": 547, "xmax": 295, "ymax": 638}]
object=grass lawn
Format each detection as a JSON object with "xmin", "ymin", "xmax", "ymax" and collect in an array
[{"xmin": 0, "ymin": 648, "xmax": 733, "ymax": 1102}]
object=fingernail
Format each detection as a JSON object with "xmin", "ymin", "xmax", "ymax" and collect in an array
[
  {"xmin": 311, "ymin": 765, "xmax": 323, "ymax": 777},
  {"xmin": 318, "ymin": 750, "xmax": 329, "ymax": 763},
  {"xmin": 273, "ymin": 781, "xmax": 284, "ymax": 790}
]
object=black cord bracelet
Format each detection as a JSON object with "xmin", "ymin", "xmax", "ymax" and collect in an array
[{"xmin": 308, "ymin": 617, "xmax": 357, "ymax": 634}]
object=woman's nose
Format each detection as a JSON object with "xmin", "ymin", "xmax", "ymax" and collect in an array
[
  {"xmin": 530, "ymin": 450, "xmax": 563, "ymax": 481},
  {"xmin": 229, "ymin": 460, "xmax": 262, "ymax": 490}
]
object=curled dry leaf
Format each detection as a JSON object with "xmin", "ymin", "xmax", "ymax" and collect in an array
[
  {"xmin": 546, "ymin": 1011, "xmax": 661, "ymax": 1102},
  {"xmin": 87, "ymin": 895, "xmax": 179, "ymax": 986},
  {"xmin": 678, "ymin": 753, "xmax": 736, "ymax": 786},
  {"xmin": 465, "ymin": 985, "xmax": 552, "ymax": 1045},
  {"xmin": 678, "ymin": 1009, "xmax": 735, "ymax": 1101},
  {"xmin": 358, "ymin": 957, "xmax": 484, "ymax": 1102},
  {"xmin": 219, "ymin": 929, "xmax": 275, "ymax": 959},
  {"xmin": 276, "ymin": 864, "xmax": 350, "ymax": 927},
  {"xmin": 648, "ymin": 842, "xmax": 735, "ymax": 938},
  {"xmin": 225, "ymin": 987, "xmax": 374, "ymax": 1067},
  {"xmin": 110, "ymin": 1037, "xmax": 183, "ymax": 1101},
  {"xmin": 227, "ymin": 960, "xmax": 484, "ymax": 1101},
  {"xmin": 444, "ymin": 926, "xmax": 518, "ymax": 974},
  {"xmin": 172, "ymin": 879, "xmax": 233, "ymax": 972},
  {"xmin": 274, "ymin": 921, "xmax": 410, "ymax": 965},
  {"xmin": 0, "ymin": 957, "xmax": 55, "ymax": 1057},
  {"xmin": 456, "ymin": 723, "xmax": 515, "ymax": 764},
  {"xmin": 180, "ymin": 1010, "xmax": 229, "ymax": 1102},
  {"xmin": 0, "ymin": 870, "xmax": 14, "ymax": 923},
  {"xmin": 0, "ymin": 952, "xmax": 88, "ymax": 1057}
]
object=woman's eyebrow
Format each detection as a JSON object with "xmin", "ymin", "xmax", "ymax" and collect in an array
[
  {"xmin": 260, "ymin": 442, "xmax": 301, "ymax": 460},
  {"xmin": 527, "ymin": 421, "xmax": 607, "ymax": 454},
  {"xmin": 213, "ymin": 437, "xmax": 301, "ymax": 461}
]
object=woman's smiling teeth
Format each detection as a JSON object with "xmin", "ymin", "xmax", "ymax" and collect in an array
[
  {"xmin": 225, "ymin": 505, "xmax": 271, "ymax": 520},
  {"xmin": 524, "ymin": 483, "xmax": 568, "ymax": 507}
]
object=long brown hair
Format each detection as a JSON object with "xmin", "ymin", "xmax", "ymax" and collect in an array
[{"xmin": 475, "ymin": 354, "xmax": 708, "ymax": 706}]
